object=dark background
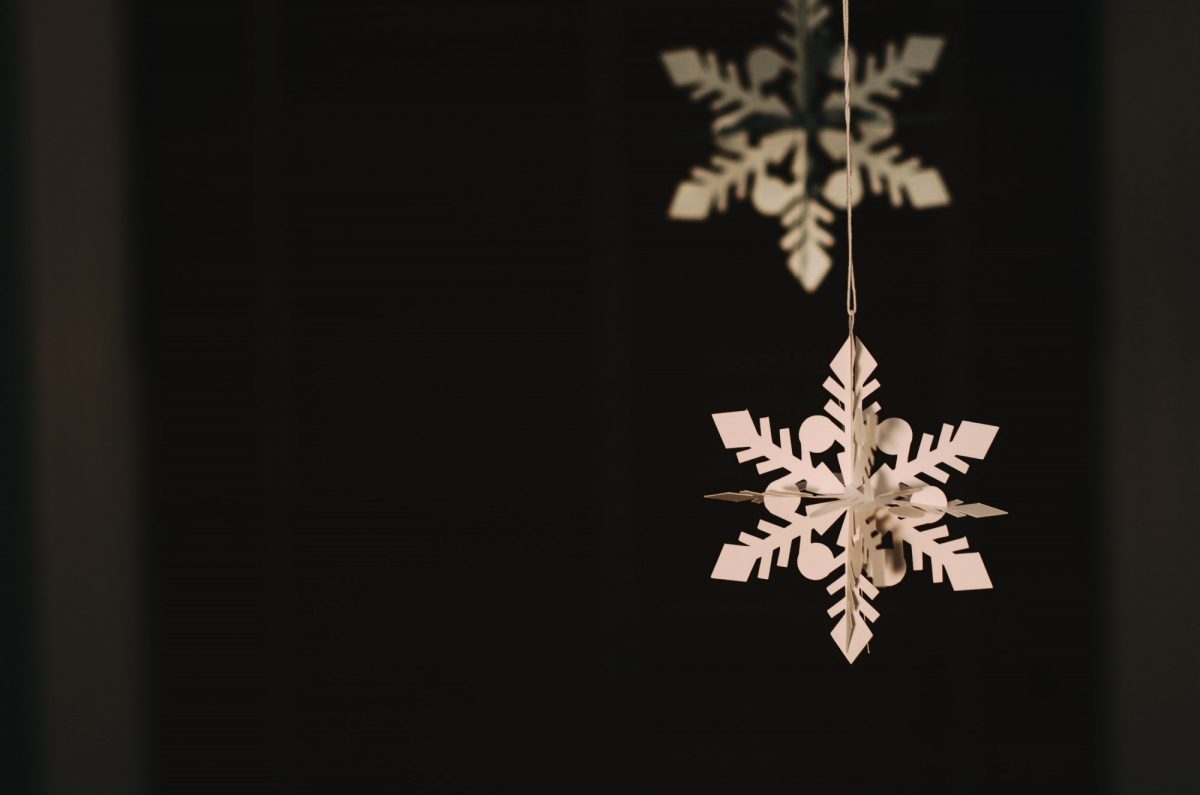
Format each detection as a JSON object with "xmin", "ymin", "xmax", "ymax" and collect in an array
[{"xmin": 4, "ymin": 0, "xmax": 1199, "ymax": 792}]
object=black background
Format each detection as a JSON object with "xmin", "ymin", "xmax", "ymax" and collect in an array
[{"xmin": 129, "ymin": 0, "xmax": 1099, "ymax": 791}]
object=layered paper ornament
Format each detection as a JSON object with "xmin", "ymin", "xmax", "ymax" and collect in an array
[
  {"xmin": 662, "ymin": 0, "xmax": 950, "ymax": 291},
  {"xmin": 705, "ymin": 336, "xmax": 1003, "ymax": 662}
]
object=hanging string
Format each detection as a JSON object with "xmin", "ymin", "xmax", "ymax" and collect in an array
[
  {"xmin": 841, "ymin": 0, "xmax": 862, "ymax": 513},
  {"xmin": 841, "ymin": 0, "xmax": 856, "ymax": 341},
  {"xmin": 840, "ymin": 0, "xmax": 863, "ymax": 653}
]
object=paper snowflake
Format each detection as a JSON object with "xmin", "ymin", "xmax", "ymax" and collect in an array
[
  {"xmin": 662, "ymin": 0, "xmax": 950, "ymax": 291},
  {"xmin": 705, "ymin": 336, "xmax": 1003, "ymax": 662}
]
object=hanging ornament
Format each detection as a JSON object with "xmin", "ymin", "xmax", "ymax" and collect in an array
[
  {"xmin": 704, "ymin": 0, "xmax": 1002, "ymax": 663},
  {"xmin": 662, "ymin": 0, "xmax": 950, "ymax": 292},
  {"xmin": 705, "ymin": 339, "xmax": 1005, "ymax": 662}
]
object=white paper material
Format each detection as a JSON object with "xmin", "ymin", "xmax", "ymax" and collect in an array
[
  {"xmin": 706, "ymin": 336, "xmax": 1004, "ymax": 662},
  {"xmin": 662, "ymin": 0, "xmax": 949, "ymax": 292}
]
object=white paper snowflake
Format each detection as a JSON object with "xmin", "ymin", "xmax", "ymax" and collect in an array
[
  {"xmin": 662, "ymin": 0, "xmax": 950, "ymax": 292},
  {"xmin": 705, "ymin": 336, "xmax": 1003, "ymax": 662}
]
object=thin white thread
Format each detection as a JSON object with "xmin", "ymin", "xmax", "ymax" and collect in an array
[
  {"xmin": 841, "ymin": 0, "xmax": 862, "ymax": 637},
  {"xmin": 842, "ymin": 0, "xmax": 856, "ymax": 330},
  {"xmin": 842, "ymin": 0, "xmax": 858, "ymax": 449}
]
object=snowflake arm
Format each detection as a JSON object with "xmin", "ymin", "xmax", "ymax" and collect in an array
[
  {"xmin": 780, "ymin": 194, "xmax": 835, "ymax": 292},
  {"xmin": 894, "ymin": 520, "xmax": 993, "ymax": 590},
  {"xmin": 668, "ymin": 132, "xmax": 794, "ymax": 220},
  {"xmin": 888, "ymin": 420, "xmax": 999, "ymax": 487},
  {"xmin": 821, "ymin": 336, "xmax": 881, "ymax": 486},
  {"xmin": 711, "ymin": 513, "xmax": 840, "ymax": 582},
  {"xmin": 820, "ymin": 34, "xmax": 951, "ymax": 209},
  {"xmin": 712, "ymin": 410, "xmax": 809, "ymax": 478},
  {"xmin": 826, "ymin": 553, "xmax": 879, "ymax": 663},
  {"xmin": 777, "ymin": 0, "xmax": 831, "ymax": 50},
  {"xmin": 837, "ymin": 35, "xmax": 945, "ymax": 111},
  {"xmin": 776, "ymin": 0, "xmax": 832, "ymax": 110},
  {"xmin": 661, "ymin": 48, "xmax": 790, "ymax": 133},
  {"xmin": 854, "ymin": 136, "xmax": 950, "ymax": 209}
]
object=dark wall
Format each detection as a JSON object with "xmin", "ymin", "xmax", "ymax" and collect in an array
[
  {"xmin": 126, "ymin": 0, "xmax": 1105, "ymax": 792},
  {"xmin": 1104, "ymin": 1, "xmax": 1200, "ymax": 792},
  {"xmin": 20, "ymin": 0, "xmax": 143, "ymax": 792},
  {"xmin": 0, "ymin": 1, "xmax": 33, "ymax": 790}
]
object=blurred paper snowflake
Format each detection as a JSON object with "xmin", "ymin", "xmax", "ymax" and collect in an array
[
  {"xmin": 705, "ymin": 336, "xmax": 1003, "ymax": 662},
  {"xmin": 662, "ymin": 0, "xmax": 950, "ymax": 291}
]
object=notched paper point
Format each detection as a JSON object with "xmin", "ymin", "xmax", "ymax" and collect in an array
[
  {"xmin": 712, "ymin": 542, "xmax": 763, "ymax": 582},
  {"xmin": 704, "ymin": 491, "xmax": 758, "ymax": 503},
  {"xmin": 946, "ymin": 499, "xmax": 1007, "ymax": 518}
]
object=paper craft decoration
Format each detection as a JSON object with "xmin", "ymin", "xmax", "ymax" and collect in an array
[
  {"xmin": 662, "ymin": 0, "xmax": 950, "ymax": 291},
  {"xmin": 705, "ymin": 336, "xmax": 1003, "ymax": 662}
]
